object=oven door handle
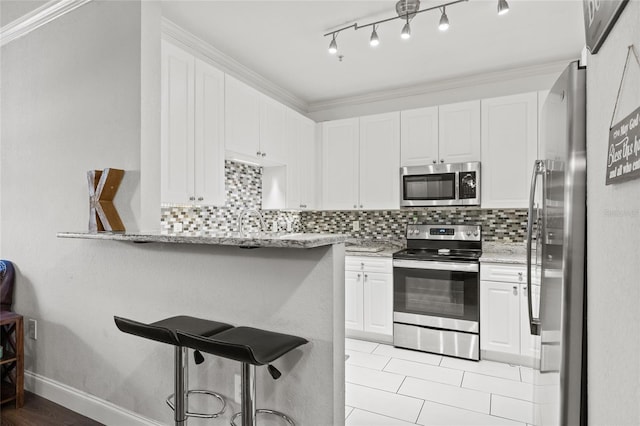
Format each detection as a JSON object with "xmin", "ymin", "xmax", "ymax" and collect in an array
[{"xmin": 393, "ymin": 259, "xmax": 479, "ymax": 272}]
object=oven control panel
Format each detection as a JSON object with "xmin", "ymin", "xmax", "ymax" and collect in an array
[{"xmin": 406, "ymin": 224, "xmax": 481, "ymax": 241}]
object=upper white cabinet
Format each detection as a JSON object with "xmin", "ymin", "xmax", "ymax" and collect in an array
[
  {"xmin": 285, "ymin": 109, "xmax": 317, "ymax": 210},
  {"xmin": 359, "ymin": 113, "xmax": 401, "ymax": 210},
  {"xmin": 322, "ymin": 113, "xmax": 400, "ymax": 210},
  {"xmin": 225, "ymin": 75, "xmax": 286, "ymax": 165},
  {"xmin": 481, "ymin": 92, "xmax": 538, "ymax": 208},
  {"xmin": 161, "ymin": 40, "xmax": 225, "ymax": 206},
  {"xmin": 321, "ymin": 118, "xmax": 360, "ymax": 210},
  {"xmin": 400, "ymin": 101, "xmax": 480, "ymax": 167},
  {"xmin": 438, "ymin": 100, "xmax": 481, "ymax": 164},
  {"xmin": 400, "ymin": 106, "xmax": 439, "ymax": 166}
]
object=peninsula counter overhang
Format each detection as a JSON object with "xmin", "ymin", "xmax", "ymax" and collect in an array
[{"xmin": 56, "ymin": 231, "xmax": 350, "ymax": 249}]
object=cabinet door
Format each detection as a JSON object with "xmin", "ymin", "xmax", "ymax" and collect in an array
[
  {"xmin": 224, "ymin": 75, "xmax": 260, "ymax": 159},
  {"xmin": 345, "ymin": 271, "xmax": 364, "ymax": 331},
  {"xmin": 481, "ymin": 92, "xmax": 538, "ymax": 208},
  {"xmin": 359, "ymin": 112, "xmax": 400, "ymax": 210},
  {"xmin": 299, "ymin": 117, "xmax": 317, "ymax": 209},
  {"xmin": 480, "ymin": 280, "xmax": 520, "ymax": 355},
  {"xmin": 321, "ymin": 118, "xmax": 360, "ymax": 210},
  {"xmin": 284, "ymin": 109, "xmax": 302, "ymax": 210},
  {"xmin": 161, "ymin": 40, "xmax": 195, "ymax": 204},
  {"xmin": 520, "ymin": 283, "xmax": 541, "ymax": 359},
  {"xmin": 363, "ymin": 272, "xmax": 393, "ymax": 336},
  {"xmin": 259, "ymin": 95, "xmax": 287, "ymax": 165},
  {"xmin": 194, "ymin": 58, "xmax": 225, "ymax": 206},
  {"xmin": 400, "ymin": 107, "xmax": 439, "ymax": 166},
  {"xmin": 438, "ymin": 100, "xmax": 481, "ymax": 163}
]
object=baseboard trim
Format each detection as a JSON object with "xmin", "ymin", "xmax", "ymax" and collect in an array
[{"xmin": 24, "ymin": 370, "xmax": 165, "ymax": 426}]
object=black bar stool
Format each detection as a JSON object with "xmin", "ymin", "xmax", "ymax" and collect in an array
[
  {"xmin": 177, "ymin": 326, "xmax": 308, "ymax": 426},
  {"xmin": 114, "ymin": 315, "xmax": 233, "ymax": 426}
]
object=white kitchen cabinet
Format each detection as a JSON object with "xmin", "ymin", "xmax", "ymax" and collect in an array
[
  {"xmin": 285, "ymin": 109, "xmax": 317, "ymax": 210},
  {"xmin": 481, "ymin": 262, "xmax": 541, "ymax": 365},
  {"xmin": 161, "ymin": 40, "xmax": 225, "ymax": 206},
  {"xmin": 224, "ymin": 74, "xmax": 260, "ymax": 161},
  {"xmin": 322, "ymin": 112, "xmax": 399, "ymax": 210},
  {"xmin": 363, "ymin": 271, "xmax": 394, "ymax": 336},
  {"xmin": 225, "ymin": 75, "xmax": 287, "ymax": 165},
  {"xmin": 321, "ymin": 118, "xmax": 360, "ymax": 210},
  {"xmin": 438, "ymin": 100, "xmax": 481, "ymax": 164},
  {"xmin": 345, "ymin": 256, "xmax": 393, "ymax": 340},
  {"xmin": 520, "ymin": 282, "xmax": 541, "ymax": 358},
  {"xmin": 359, "ymin": 112, "xmax": 400, "ymax": 210},
  {"xmin": 400, "ymin": 106, "xmax": 439, "ymax": 166},
  {"xmin": 481, "ymin": 92, "xmax": 538, "ymax": 208},
  {"xmin": 480, "ymin": 280, "xmax": 521, "ymax": 355},
  {"xmin": 400, "ymin": 102, "xmax": 480, "ymax": 167},
  {"xmin": 345, "ymin": 270, "xmax": 364, "ymax": 331}
]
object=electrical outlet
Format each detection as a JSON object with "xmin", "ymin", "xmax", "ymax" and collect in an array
[
  {"xmin": 234, "ymin": 374, "xmax": 241, "ymax": 403},
  {"xmin": 352, "ymin": 220, "xmax": 360, "ymax": 231},
  {"xmin": 173, "ymin": 222, "xmax": 183, "ymax": 232},
  {"xmin": 28, "ymin": 319, "xmax": 37, "ymax": 340}
]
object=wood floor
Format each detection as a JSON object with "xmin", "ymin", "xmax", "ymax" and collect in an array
[{"xmin": 0, "ymin": 391, "xmax": 103, "ymax": 426}]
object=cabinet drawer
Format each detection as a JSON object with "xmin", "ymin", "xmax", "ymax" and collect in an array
[
  {"xmin": 346, "ymin": 256, "xmax": 392, "ymax": 273},
  {"xmin": 481, "ymin": 263, "xmax": 527, "ymax": 284}
]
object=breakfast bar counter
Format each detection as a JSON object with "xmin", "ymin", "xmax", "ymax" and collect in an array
[{"xmin": 56, "ymin": 230, "xmax": 347, "ymax": 425}]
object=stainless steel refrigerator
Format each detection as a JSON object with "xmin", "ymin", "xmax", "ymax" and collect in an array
[{"xmin": 527, "ymin": 60, "xmax": 587, "ymax": 426}]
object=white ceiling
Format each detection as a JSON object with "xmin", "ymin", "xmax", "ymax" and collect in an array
[{"xmin": 164, "ymin": 1, "xmax": 585, "ymax": 107}]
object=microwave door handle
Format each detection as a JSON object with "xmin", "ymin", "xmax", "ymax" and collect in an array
[{"xmin": 527, "ymin": 160, "xmax": 544, "ymax": 336}]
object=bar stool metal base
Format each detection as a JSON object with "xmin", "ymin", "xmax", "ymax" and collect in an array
[
  {"xmin": 231, "ymin": 409, "xmax": 295, "ymax": 426},
  {"xmin": 166, "ymin": 390, "xmax": 226, "ymax": 418}
]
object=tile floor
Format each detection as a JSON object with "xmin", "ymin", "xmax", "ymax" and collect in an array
[{"xmin": 345, "ymin": 338, "xmax": 534, "ymax": 426}]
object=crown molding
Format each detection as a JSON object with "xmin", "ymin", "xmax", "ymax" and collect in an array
[
  {"xmin": 307, "ymin": 58, "xmax": 574, "ymax": 113},
  {"xmin": 0, "ymin": 0, "xmax": 93, "ymax": 47},
  {"xmin": 161, "ymin": 18, "xmax": 309, "ymax": 115}
]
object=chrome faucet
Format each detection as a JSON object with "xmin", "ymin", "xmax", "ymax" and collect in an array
[{"xmin": 237, "ymin": 209, "xmax": 266, "ymax": 234}]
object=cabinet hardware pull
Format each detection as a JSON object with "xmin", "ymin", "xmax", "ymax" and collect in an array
[
  {"xmin": 518, "ymin": 272, "xmax": 523, "ymax": 281},
  {"xmin": 189, "ymin": 196, "xmax": 195, "ymax": 201},
  {"xmin": 440, "ymin": 159, "xmax": 445, "ymax": 163},
  {"xmin": 353, "ymin": 204, "xmax": 357, "ymax": 208},
  {"xmin": 359, "ymin": 205, "xmax": 363, "ymax": 208},
  {"xmin": 432, "ymin": 160, "xmax": 436, "ymax": 164},
  {"xmin": 364, "ymin": 274, "xmax": 368, "ymax": 281},
  {"xmin": 513, "ymin": 285, "xmax": 518, "ymax": 295},
  {"xmin": 262, "ymin": 152, "xmax": 267, "ymax": 157},
  {"xmin": 256, "ymin": 151, "xmax": 261, "ymax": 156}
]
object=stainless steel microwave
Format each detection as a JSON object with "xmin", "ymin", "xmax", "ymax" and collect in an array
[{"xmin": 400, "ymin": 162, "xmax": 481, "ymax": 207}]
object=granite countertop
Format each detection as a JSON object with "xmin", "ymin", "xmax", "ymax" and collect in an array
[
  {"xmin": 345, "ymin": 239, "xmax": 405, "ymax": 258},
  {"xmin": 57, "ymin": 231, "xmax": 349, "ymax": 249},
  {"xmin": 480, "ymin": 242, "xmax": 527, "ymax": 264}
]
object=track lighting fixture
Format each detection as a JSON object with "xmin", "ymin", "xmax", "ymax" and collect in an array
[
  {"xmin": 370, "ymin": 25, "xmax": 380, "ymax": 47},
  {"xmin": 328, "ymin": 34, "xmax": 338, "ymax": 54},
  {"xmin": 323, "ymin": 0, "xmax": 508, "ymax": 54},
  {"xmin": 401, "ymin": 18, "xmax": 411, "ymax": 40},
  {"xmin": 497, "ymin": 0, "xmax": 509, "ymax": 15},
  {"xmin": 439, "ymin": 7, "xmax": 450, "ymax": 31}
]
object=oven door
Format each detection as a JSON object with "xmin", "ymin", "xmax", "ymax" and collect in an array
[
  {"xmin": 400, "ymin": 172, "xmax": 458, "ymax": 207},
  {"xmin": 393, "ymin": 259, "xmax": 479, "ymax": 333}
]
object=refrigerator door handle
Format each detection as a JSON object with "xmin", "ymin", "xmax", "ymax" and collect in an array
[{"xmin": 527, "ymin": 160, "xmax": 543, "ymax": 336}]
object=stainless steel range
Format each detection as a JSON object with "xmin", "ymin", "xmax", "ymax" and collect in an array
[{"xmin": 393, "ymin": 224, "xmax": 481, "ymax": 361}]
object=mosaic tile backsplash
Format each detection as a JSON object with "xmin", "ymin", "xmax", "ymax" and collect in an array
[{"xmin": 161, "ymin": 161, "xmax": 528, "ymax": 243}]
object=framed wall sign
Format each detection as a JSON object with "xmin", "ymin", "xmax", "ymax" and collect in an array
[
  {"xmin": 583, "ymin": 0, "xmax": 629, "ymax": 54},
  {"xmin": 606, "ymin": 106, "xmax": 640, "ymax": 185}
]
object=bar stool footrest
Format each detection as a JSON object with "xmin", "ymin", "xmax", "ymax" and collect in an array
[
  {"xmin": 231, "ymin": 409, "xmax": 295, "ymax": 426},
  {"xmin": 166, "ymin": 389, "xmax": 226, "ymax": 419}
]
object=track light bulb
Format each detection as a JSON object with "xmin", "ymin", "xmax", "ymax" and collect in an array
[
  {"xmin": 328, "ymin": 35, "xmax": 338, "ymax": 54},
  {"xmin": 370, "ymin": 26, "xmax": 380, "ymax": 47},
  {"xmin": 401, "ymin": 22, "xmax": 411, "ymax": 39},
  {"xmin": 439, "ymin": 8, "xmax": 450, "ymax": 31},
  {"xmin": 497, "ymin": 0, "xmax": 509, "ymax": 15}
]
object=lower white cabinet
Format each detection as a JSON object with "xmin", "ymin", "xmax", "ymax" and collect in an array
[
  {"xmin": 481, "ymin": 280, "xmax": 521, "ymax": 355},
  {"xmin": 480, "ymin": 263, "xmax": 540, "ymax": 364},
  {"xmin": 345, "ymin": 256, "xmax": 393, "ymax": 339}
]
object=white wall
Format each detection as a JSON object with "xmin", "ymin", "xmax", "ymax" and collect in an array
[{"xmin": 585, "ymin": 2, "xmax": 640, "ymax": 425}]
